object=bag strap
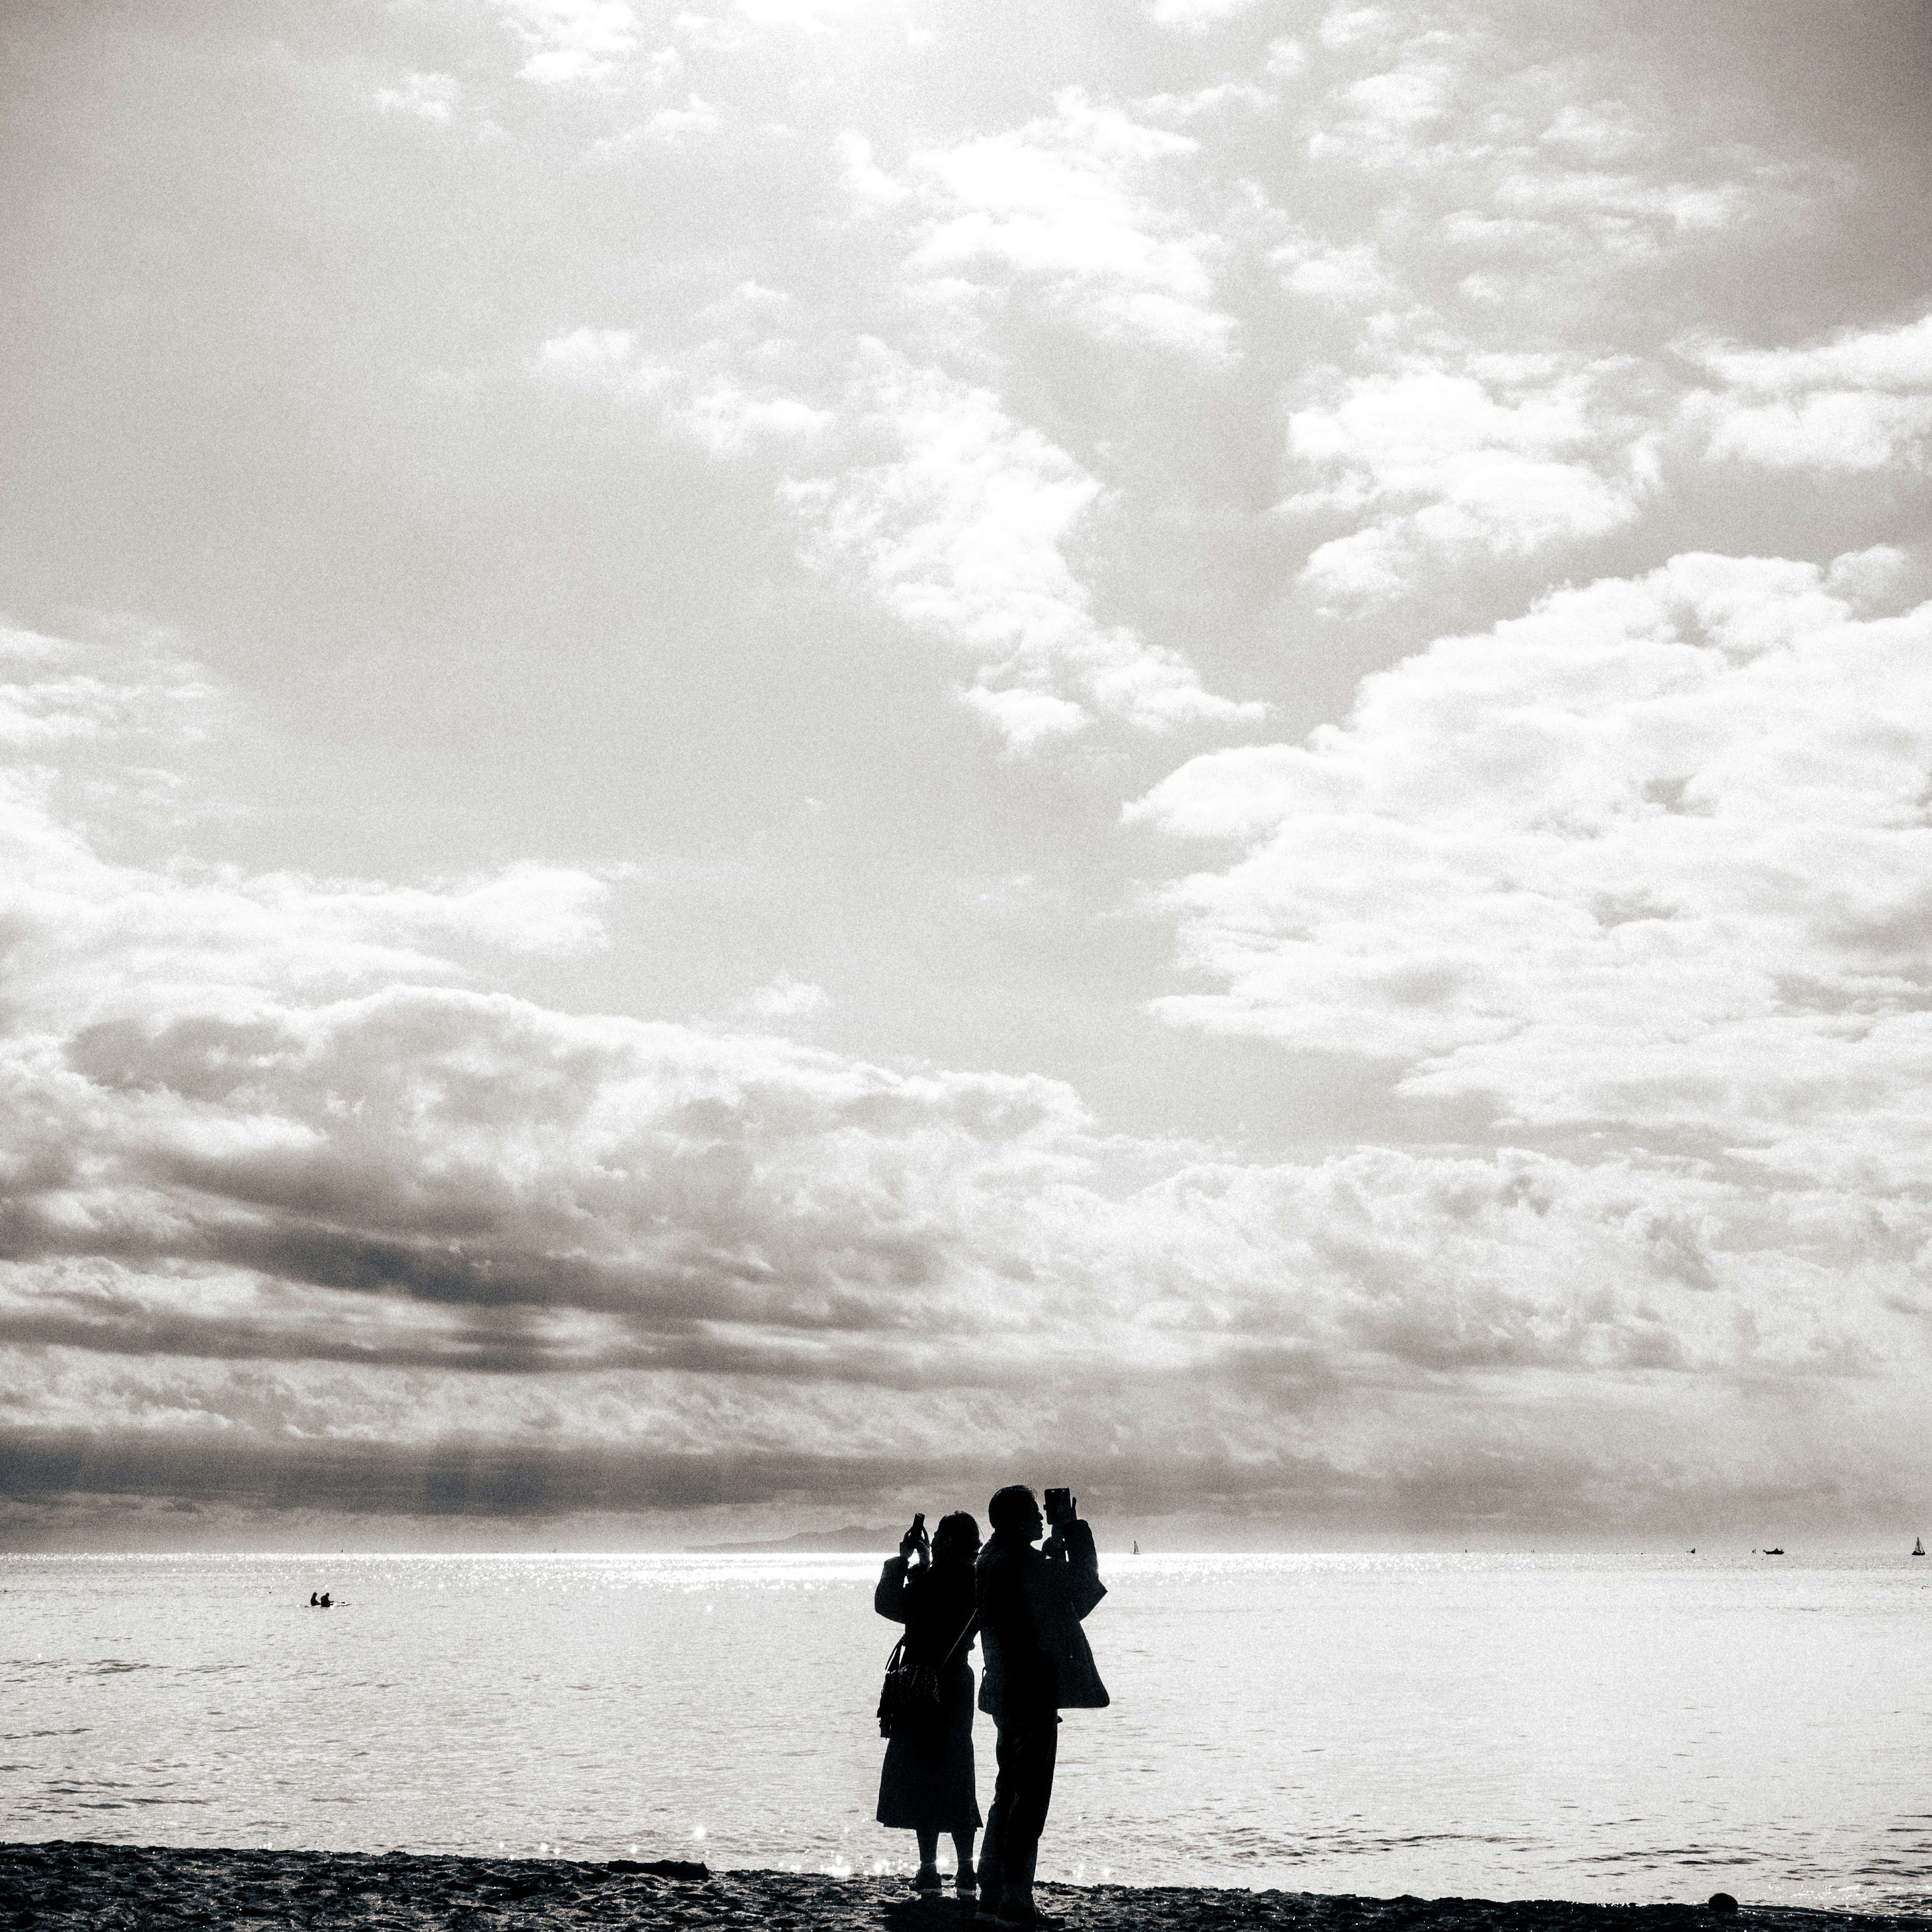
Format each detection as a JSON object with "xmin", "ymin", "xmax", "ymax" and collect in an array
[{"xmin": 938, "ymin": 1614, "xmax": 979, "ymax": 1670}]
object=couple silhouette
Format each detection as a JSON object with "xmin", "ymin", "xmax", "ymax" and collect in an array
[{"xmin": 875, "ymin": 1485, "xmax": 1108, "ymax": 1930}]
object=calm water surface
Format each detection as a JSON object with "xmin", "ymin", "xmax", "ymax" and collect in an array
[{"xmin": 3, "ymin": 1552, "xmax": 1928, "ymax": 1912}]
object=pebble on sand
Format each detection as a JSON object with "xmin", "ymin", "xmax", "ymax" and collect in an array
[{"xmin": 1, "ymin": 1842, "xmax": 1920, "ymax": 1932}]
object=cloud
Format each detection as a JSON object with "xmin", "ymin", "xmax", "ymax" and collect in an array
[
  {"xmin": 533, "ymin": 327, "xmax": 666, "ymax": 393},
  {"xmin": 21, "ymin": 1, "xmax": 1932, "ymax": 1546},
  {"xmin": 1145, "ymin": 0, "xmax": 1261, "ymax": 32},
  {"xmin": 527, "ymin": 71, "xmax": 1272, "ymax": 751},
  {"xmin": 735, "ymin": 0, "xmax": 867, "ymax": 29},
  {"xmin": 782, "ymin": 348, "xmax": 1265, "ymax": 745},
  {"xmin": 7, "ymin": 627, "xmax": 1931, "ymax": 1539},
  {"xmin": 835, "ymin": 130, "xmax": 913, "ymax": 212},
  {"xmin": 1135, "ymin": 82, "xmax": 1276, "ymax": 123},
  {"xmin": 536, "ymin": 329, "xmax": 1262, "ymax": 747},
  {"xmin": 0, "ymin": 623, "xmax": 214, "ymax": 753},
  {"xmin": 1283, "ymin": 360, "xmax": 1651, "ymax": 602},
  {"xmin": 903, "ymin": 89, "xmax": 1236, "ymax": 362},
  {"xmin": 534, "ymin": 331, "xmax": 828, "ymax": 451},
  {"xmin": 594, "ymin": 94, "xmax": 727, "ymax": 146},
  {"xmin": 1133, "ymin": 550, "xmax": 1932, "ymax": 1184},
  {"xmin": 1698, "ymin": 311, "xmax": 1932, "ymax": 393},
  {"xmin": 1317, "ymin": 6, "xmax": 1400, "ymax": 52},
  {"xmin": 1683, "ymin": 312, "xmax": 1932, "ymax": 473},
  {"xmin": 740, "ymin": 973, "xmax": 829, "ymax": 1019},
  {"xmin": 374, "ymin": 72, "xmax": 463, "ymax": 124},
  {"xmin": 1235, "ymin": 8, "xmax": 1854, "ymax": 608},
  {"xmin": 670, "ymin": 378, "xmax": 833, "ymax": 453},
  {"xmin": 496, "ymin": 0, "xmax": 643, "ymax": 85}
]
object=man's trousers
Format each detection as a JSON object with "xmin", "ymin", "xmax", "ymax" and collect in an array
[{"xmin": 978, "ymin": 1715, "xmax": 1059, "ymax": 1899}]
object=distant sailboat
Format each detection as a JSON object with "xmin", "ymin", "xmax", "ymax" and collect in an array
[{"xmin": 1914, "ymin": 1537, "xmax": 1925, "ymax": 1557}]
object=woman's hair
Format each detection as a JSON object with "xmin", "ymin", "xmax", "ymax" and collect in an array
[{"xmin": 931, "ymin": 1511, "xmax": 981, "ymax": 1561}]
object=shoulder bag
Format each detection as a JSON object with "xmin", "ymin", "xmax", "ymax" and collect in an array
[{"xmin": 876, "ymin": 1613, "xmax": 978, "ymax": 1739}]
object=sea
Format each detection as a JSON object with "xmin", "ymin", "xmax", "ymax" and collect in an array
[{"xmin": 3, "ymin": 1551, "xmax": 1929, "ymax": 1913}]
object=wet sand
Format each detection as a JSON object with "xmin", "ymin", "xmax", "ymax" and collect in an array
[{"xmin": 2, "ymin": 1843, "xmax": 1926, "ymax": 1932}]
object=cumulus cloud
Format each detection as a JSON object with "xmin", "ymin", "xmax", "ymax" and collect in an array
[
  {"xmin": 374, "ymin": 72, "xmax": 463, "ymax": 124},
  {"xmin": 1146, "ymin": 0, "xmax": 1260, "ymax": 29},
  {"xmin": 18, "ymin": 0, "xmax": 1932, "ymax": 1547},
  {"xmin": 8, "ymin": 627, "xmax": 1929, "ymax": 1541},
  {"xmin": 672, "ymin": 378, "xmax": 833, "ymax": 453},
  {"xmin": 1135, "ymin": 81, "xmax": 1276, "ymax": 123},
  {"xmin": 1134, "ymin": 550, "xmax": 1932, "ymax": 1185},
  {"xmin": 510, "ymin": 0, "xmax": 1917, "ymax": 640},
  {"xmin": 622, "ymin": 93, "xmax": 725, "ymax": 145},
  {"xmin": 1241, "ymin": 6, "xmax": 1854, "ymax": 608},
  {"xmin": 783, "ymin": 349, "xmax": 1264, "ymax": 745},
  {"xmin": 523, "ymin": 77, "xmax": 1265, "ymax": 748},
  {"xmin": 902, "ymin": 90, "xmax": 1236, "ymax": 362},
  {"xmin": 1283, "ymin": 360, "xmax": 1652, "ymax": 603},
  {"xmin": 0, "ymin": 622, "xmax": 214, "ymax": 752},
  {"xmin": 740, "ymin": 973, "xmax": 829, "ymax": 1019},
  {"xmin": 835, "ymin": 130, "xmax": 913, "ymax": 212},
  {"xmin": 536, "ymin": 329, "xmax": 1261, "ymax": 747},
  {"xmin": 533, "ymin": 327, "xmax": 663, "ymax": 390},
  {"xmin": 735, "ymin": 0, "xmax": 867, "ymax": 29},
  {"xmin": 495, "ymin": 0, "xmax": 644, "ymax": 85},
  {"xmin": 1683, "ymin": 312, "xmax": 1932, "ymax": 473},
  {"xmin": 534, "ymin": 330, "xmax": 828, "ymax": 451}
]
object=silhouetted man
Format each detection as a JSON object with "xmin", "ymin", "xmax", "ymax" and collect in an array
[{"xmin": 974, "ymin": 1485, "xmax": 1107, "ymax": 1929}]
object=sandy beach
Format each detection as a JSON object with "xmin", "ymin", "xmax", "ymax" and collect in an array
[{"xmin": 2, "ymin": 1843, "xmax": 1924, "ymax": 1932}]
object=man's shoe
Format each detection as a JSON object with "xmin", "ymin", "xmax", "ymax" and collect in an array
[
  {"xmin": 993, "ymin": 1909, "xmax": 1061, "ymax": 1930},
  {"xmin": 975, "ymin": 1893, "xmax": 1002, "ymax": 1921}
]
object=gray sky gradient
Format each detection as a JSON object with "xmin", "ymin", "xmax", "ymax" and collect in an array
[{"xmin": 4, "ymin": 0, "xmax": 1931, "ymax": 1548}]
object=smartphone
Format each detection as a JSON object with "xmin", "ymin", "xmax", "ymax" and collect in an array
[{"xmin": 1043, "ymin": 1487, "xmax": 1073, "ymax": 1527}]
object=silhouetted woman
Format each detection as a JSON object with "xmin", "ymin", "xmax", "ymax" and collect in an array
[{"xmin": 875, "ymin": 1510, "xmax": 983, "ymax": 1897}]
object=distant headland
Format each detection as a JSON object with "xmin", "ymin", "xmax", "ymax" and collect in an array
[{"xmin": 683, "ymin": 1525, "xmax": 895, "ymax": 1554}]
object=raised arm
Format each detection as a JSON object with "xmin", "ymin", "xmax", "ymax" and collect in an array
[
  {"xmin": 874, "ymin": 1553, "xmax": 910, "ymax": 1622},
  {"xmin": 875, "ymin": 1516, "xmax": 929, "ymax": 1621},
  {"xmin": 1046, "ymin": 1515, "xmax": 1107, "ymax": 1621}
]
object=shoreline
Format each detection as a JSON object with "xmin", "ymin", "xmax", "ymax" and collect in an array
[{"xmin": 4, "ymin": 1843, "xmax": 1928, "ymax": 1930}]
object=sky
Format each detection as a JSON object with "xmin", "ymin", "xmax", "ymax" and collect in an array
[{"xmin": 3, "ymin": 0, "xmax": 1931, "ymax": 1550}]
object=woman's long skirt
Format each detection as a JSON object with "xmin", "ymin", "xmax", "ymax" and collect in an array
[{"xmin": 876, "ymin": 1660, "xmax": 982, "ymax": 1833}]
